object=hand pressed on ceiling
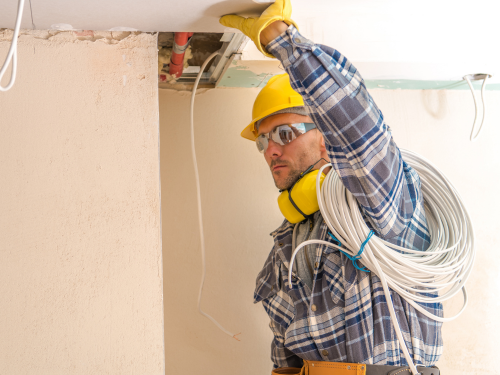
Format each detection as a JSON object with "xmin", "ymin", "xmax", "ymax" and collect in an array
[{"xmin": 219, "ymin": 0, "xmax": 298, "ymax": 59}]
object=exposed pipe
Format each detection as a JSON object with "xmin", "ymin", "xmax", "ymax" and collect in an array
[{"xmin": 169, "ymin": 32, "xmax": 193, "ymax": 78}]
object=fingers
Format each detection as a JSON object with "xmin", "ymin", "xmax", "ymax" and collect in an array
[
  {"xmin": 219, "ymin": 14, "xmax": 246, "ymax": 30},
  {"xmin": 263, "ymin": 0, "xmax": 287, "ymax": 17},
  {"xmin": 218, "ymin": 0, "xmax": 294, "ymax": 59},
  {"xmin": 282, "ymin": 0, "xmax": 293, "ymax": 19}
]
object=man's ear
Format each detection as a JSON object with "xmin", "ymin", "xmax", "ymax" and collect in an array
[{"xmin": 317, "ymin": 130, "xmax": 327, "ymax": 152}]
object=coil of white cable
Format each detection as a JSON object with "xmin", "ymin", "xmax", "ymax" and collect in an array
[{"xmin": 289, "ymin": 149, "xmax": 475, "ymax": 375}]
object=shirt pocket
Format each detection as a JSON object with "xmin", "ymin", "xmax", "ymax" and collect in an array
[
  {"xmin": 262, "ymin": 261, "xmax": 296, "ymax": 333},
  {"xmin": 254, "ymin": 255, "xmax": 280, "ymax": 304},
  {"xmin": 322, "ymin": 252, "xmax": 345, "ymax": 305}
]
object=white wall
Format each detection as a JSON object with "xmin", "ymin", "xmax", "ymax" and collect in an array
[
  {"xmin": 0, "ymin": 30, "xmax": 164, "ymax": 374},
  {"xmin": 160, "ymin": 86, "xmax": 500, "ymax": 375}
]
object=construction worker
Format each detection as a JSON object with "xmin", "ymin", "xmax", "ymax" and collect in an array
[{"xmin": 220, "ymin": 1, "xmax": 442, "ymax": 374}]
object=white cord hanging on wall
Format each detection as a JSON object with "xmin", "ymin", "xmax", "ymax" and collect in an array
[
  {"xmin": 190, "ymin": 50, "xmax": 241, "ymax": 341},
  {"xmin": 0, "ymin": 0, "xmax": 25, "ymax": 92},
  {"xmin": 463, "ymin": 73, "xmax": 492, "ymax": 142}
]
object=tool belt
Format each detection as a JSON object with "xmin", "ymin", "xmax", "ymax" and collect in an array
[{"xmin": 272, "ymin": 360, "xmax": 440, "ymax": 375}]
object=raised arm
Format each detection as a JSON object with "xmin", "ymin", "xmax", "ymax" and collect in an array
[{"xmin": 261, "ymin": 22, "xmax": 429, "ymax": 246}]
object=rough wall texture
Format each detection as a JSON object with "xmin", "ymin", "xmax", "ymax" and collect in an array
[
  {"xmin": 0, "ymin": 31, "xmax": 164, "ymax": 374},
  {"xmin": 160, "ymin": 87, "xmax": 500, "ymax": 375}
]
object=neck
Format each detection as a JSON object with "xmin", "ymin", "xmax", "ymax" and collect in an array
[{"xmin": 301, "ymin": 158, "xmax": 330, "ymax": 177}]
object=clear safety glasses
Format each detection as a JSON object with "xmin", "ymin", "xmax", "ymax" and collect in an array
[{"xmin": 256, "ymin": 123, "xmax": 316, "ymax": 153}]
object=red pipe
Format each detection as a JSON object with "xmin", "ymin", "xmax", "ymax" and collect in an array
[{"xmin": 169, "ymin": 32, "xmax": 194, "ymax": 78}]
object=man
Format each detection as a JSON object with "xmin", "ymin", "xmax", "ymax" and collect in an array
[{"xmin": 220, "ymin": 1, "xmax": 442, "ymax": 373}]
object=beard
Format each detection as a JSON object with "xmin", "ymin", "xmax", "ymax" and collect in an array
[
  {"xmin": 269, "ymin": 133, "xmax": 322, "ymax": 191},
  {"xmin": 271, "ymin": 159, "xmax": 305, "ymax": 191}
]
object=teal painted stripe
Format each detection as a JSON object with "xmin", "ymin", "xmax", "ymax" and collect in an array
[
  {"xmin": 218, "ymin": 65, "xmax": 500, "ymax": 90},
  {"xmin": 365, "ymin": 79, "xmax": 500, "ymax": 90}
]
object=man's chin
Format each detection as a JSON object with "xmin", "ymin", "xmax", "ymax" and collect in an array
[
  {"xmin": 273, "ymin": 177, "xmax": 293, "ymax": 191},
  {"xmin": 272, "ymin": 167, "xmax": 300, "ymax": 191},
  {"xmin": 272, "ymin": 172, "xmax": 287, "ymax": 190}
]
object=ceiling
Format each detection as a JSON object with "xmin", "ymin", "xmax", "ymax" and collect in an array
[{"xmin": 1, "ymin": 0, "xmax": 499, "ymax": 83}]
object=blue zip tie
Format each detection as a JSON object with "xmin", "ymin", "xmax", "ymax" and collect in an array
[
  {"xmin": 332, "ymin": 230, "xmax": 374, "ymax": 273},
  {"xmin": 327, "ymin": 231, "xmax": 342, "ymax": 247}
]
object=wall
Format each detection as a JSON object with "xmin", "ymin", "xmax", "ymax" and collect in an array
[
  {"xmin": 160, "ymin": 86, "xmax": 500, "ymax": 375},
  {"xmin": 0, "ymin": 30, "xmax": 164, "ymax": 374}
]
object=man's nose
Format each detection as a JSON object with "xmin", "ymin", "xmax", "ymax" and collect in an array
[{"xmin": 265, "ymin": 139, "xmax": 283, "ymax": 158}]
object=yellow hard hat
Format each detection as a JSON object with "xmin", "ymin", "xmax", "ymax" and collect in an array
[{"xmin": 241, "ymin": 73, "xmax": 305, "ymax": 141}]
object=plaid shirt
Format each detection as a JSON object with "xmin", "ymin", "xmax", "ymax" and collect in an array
[{"xmin": 254, "ymin": 26, "xmax": 443, "ymax": 369}]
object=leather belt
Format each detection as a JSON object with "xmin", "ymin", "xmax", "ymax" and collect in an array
[{"xmin": 272, "ymin": 360, "xmax": 440, "ymax": 375}]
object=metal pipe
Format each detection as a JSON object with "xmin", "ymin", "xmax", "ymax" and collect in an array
[{"xmin": 169, "ymin": 32, "xmax": 193, "ymax": 78}]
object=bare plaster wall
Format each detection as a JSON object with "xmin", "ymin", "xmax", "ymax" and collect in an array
[
  {"xmin": 160, "ymin": 86, "xmax": 500, "ymax": 375},
  {"xmin": 0, "ymin": 30, "xmax": 164, "ymax": 374}
]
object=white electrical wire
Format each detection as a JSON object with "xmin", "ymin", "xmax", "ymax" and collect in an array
[
  {"xmin": 464, "ymin": 74, "xmax": 491, "ymax": 142},
  {"xmin": 0, "ymin": 0, "xmax": 25, "ymax": 92},
  {"xmin": 190, "ymin": 50, "xmax": 240, "ymax": 341},
  {"xmin": 289, "ymin": 149, "xmax": 475, "ymax": 375}
]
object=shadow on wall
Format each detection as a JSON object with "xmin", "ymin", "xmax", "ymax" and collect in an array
[{"xmin": 420, "ymin": 90, "xmax": 448, "ymax": 120}]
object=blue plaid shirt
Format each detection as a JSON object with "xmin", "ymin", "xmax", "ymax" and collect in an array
[{"xmin": 254, "ymin": 26, "xmax": 443, "ymax": 369}]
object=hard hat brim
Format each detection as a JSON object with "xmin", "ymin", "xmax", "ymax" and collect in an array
[{"xmin": 241, "ymin": 97, "xmax": 304, "ymax": 141}]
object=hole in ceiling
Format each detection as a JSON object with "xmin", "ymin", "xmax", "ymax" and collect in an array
[{"xmin": 158, "ymin": 32, "xmax": 247, "ymax": 89}]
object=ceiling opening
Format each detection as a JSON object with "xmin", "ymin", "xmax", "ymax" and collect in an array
[{"xmin": 158, "ymin": 32, "xmax": 247, "ymax": 89}]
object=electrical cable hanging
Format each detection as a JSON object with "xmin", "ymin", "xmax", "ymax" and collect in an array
[
  {"xmin": 190, "ymin": 50, "xmax": 240, "ymax": 341},
  {"xmin": 289, "ymin": 149, "xmax": 475, "ymax": 375},
  {"xmin": 0, "ymin": 0, "xmax": 25, "ymax": 92},
  {"xmin": 463, "ymin": 73, "xmax": 492, "ymax": 142}
]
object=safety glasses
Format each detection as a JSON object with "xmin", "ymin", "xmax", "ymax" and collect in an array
[{"xmin": 256, "ymin": 123, "xmax": 316, "ymax": 153}]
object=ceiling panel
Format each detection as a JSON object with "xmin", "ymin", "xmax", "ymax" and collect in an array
[
  {"xmin": 1, "ymin": 0, "xmax": 498, "ymax": 83},
  {"xmin": 0, "ymin": 0, "xmax": 270, "ymax": 32}
]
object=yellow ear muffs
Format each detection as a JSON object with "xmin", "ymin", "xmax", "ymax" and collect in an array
[{"xmin": 277, "ymin": 170, "xmax": 325, "ymax": 224}]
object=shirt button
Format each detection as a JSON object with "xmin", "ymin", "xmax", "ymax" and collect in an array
[
  {"xmin": 311, "ymin": 304, "xmax": 317, "ymax": 312},
  {"xmin": 321, "ymin": 350, "xmax": 328, "ymax": 357},
  {"xmin": 314, "ymin": 262, "xmax": 319, "ymax": 268}
]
